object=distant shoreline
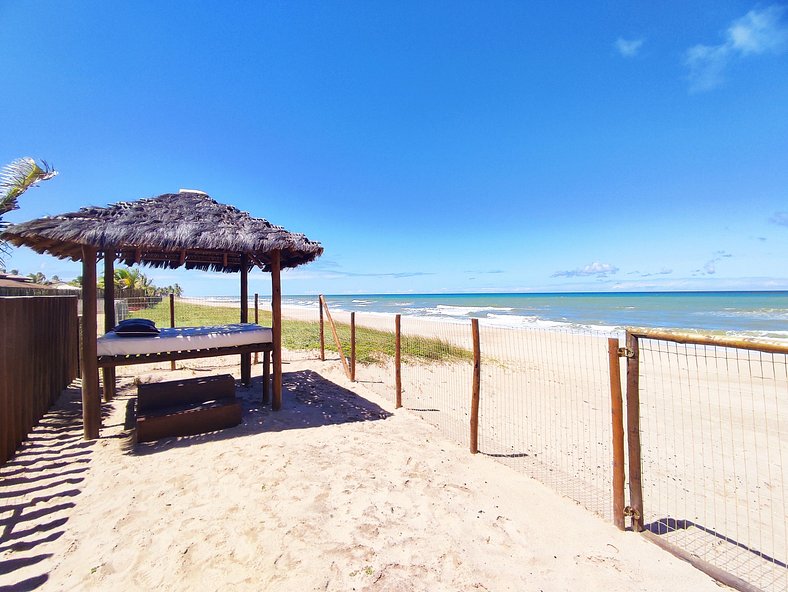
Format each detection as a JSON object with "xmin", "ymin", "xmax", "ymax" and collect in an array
[{"xmin": 173, "ymin": 291, "xmax": 788, "ymax": 343}]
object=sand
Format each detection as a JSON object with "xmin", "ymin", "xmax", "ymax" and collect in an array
[
  {"xmin": 309, "ymin": 306, "xmax": 787, "ymax": 590},
  {"xmin": 0, "ymin": 350, "xmax": 726, "ymax": 592}
]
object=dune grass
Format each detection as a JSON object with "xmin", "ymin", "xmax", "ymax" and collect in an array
[{"xmin": 126, "ymin": 300, "xmax": 472, "ymax": 364}]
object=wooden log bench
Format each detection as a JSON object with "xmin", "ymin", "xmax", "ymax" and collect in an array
[{"xmin": 136, "ymin": 374, "xmax": 242, "ymax": 442}]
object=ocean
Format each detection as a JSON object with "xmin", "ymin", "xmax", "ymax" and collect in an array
[{"xmin": 276, "ymin": 292, "xmax": 788, "ymax": 340}]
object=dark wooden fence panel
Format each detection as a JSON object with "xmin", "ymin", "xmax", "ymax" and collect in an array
[{"xmin": 0, "ymin": 296, "xmax": 79, "ymax": 464}]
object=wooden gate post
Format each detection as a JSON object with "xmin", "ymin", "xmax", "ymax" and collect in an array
[
  {"xmin": 625, "ymin": 331, "xmax": 644, "ymax": 532},
  {"xmin": 608, "ymin": 337, "xmax": 626, "ymax": 530}
]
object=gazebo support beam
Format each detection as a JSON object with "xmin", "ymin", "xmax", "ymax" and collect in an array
[
  {"xmin": 271, "ymin": 250, "xmax": 282, "ymax": 410},
  {"xmin": 102, "ymin": 252, "xmax": 116, "ymax": 401},
  {"xmin": 240, "ymin": 254, "xmax": 251, "ymax": 386},
  {"xmin": 81, "ymin": 246, "xmax": 100, "ymax": 439}
]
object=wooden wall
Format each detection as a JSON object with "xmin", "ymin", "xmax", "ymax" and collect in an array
[{"xmin": 0, "ymin": 296, "xmax": 79, "ymax": 463}]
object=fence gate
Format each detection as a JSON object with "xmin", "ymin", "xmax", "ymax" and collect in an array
[{"xmin": 623, "ymin": 330, "xmax": 788, "ymax": 592}]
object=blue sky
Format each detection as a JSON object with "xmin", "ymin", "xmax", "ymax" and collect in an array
[{"xmin": 1, "ymin": 1, "xmax": 787, "ymax": 296}]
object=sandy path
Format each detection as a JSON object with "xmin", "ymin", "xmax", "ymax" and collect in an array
[{"xmin": 0, "ymin": 354, "xmax": 723, "ymax": 592}]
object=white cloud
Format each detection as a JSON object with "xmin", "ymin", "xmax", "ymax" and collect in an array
[
  {"xmin": 639, "ymin": 268, "xmax": 673, "ymax": 277},
  {"xmin": 695, "ymin": 250, "xmax": 733, "ymax": 275},
  {"xmin": 615, "ymin": 37, "xmax": 644, "ymax": 57},
  {"xmin": 729, "ymin": 5, "xmax": 788, "ymax": 54},
  {"xmin": 685, "ymin": 5, "xmax": 787, "ymax": 91},
  {"xmin": 685, "ymin": 43, "xmax": 731, "ymax": 91},
  {"xmin": 552, "ymin": 261, "xmax": 619, "ymax": 278},
  {"xmin": 771, "ymin": 211, "xmax": 788, "ymax": 226}
]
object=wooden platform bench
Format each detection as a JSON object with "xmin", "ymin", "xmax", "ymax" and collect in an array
[
  {"xmin": 95, "ymin": 324, "xmax": 274, "ymax": 402},
  {"xmin": 135, "ymin": 374, "xmax": 243, "ymax": 442}
]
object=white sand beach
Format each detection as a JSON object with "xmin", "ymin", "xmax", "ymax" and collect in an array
[{"xmin": 0, "ymin": 351, "xmax": 725, "ymax": 592}]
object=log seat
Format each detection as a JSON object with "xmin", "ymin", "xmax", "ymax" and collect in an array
[{"xmin": 136, "ymin": 374, "xmax": 242, "ymax": 442}]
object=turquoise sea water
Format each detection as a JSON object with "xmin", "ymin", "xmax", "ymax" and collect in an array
[{"xmin": 280, "ymin": 292, "xmax": 788, "ymax": 340}]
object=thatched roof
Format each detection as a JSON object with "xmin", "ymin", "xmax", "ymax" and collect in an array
[{"xmin": 1, "ymin": 191, "xmax": 323, "ymax": 272}]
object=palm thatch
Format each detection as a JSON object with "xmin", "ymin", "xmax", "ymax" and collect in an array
[{"xmin": 0, "ymin": 191, "xmax": 323, "ymax": 272}]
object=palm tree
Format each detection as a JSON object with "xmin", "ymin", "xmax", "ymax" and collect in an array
[
  {"xmin": 27, "ymin": 271, "xmax": 47, "ymax": 284},
  {"xmin": 112, "ymin": 267, "xmax": 158, "ymax": 296},
  {"xmin": 0, "ymin": 158, "xmax": 58, "ymax": 265},
  {"xmin": 136, "ymin": 272, "xmax": 155, "ymax": 296},
  {"xmin": 1, "ymin": 158, "xmax": 58, "ymax": 215}
]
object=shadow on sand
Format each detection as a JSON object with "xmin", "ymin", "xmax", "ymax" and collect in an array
[
  {"xmin": 645, "ymin": 517, "xmax": 787, "ymax": 570},
  {"xmin": 132, "ymin": 369, "xmax": 392, "ymax": 455},
  {"xmin": 0, "ymin": 384, "xmax": 92, "ymax": 592}
]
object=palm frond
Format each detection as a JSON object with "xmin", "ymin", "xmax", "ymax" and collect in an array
[{"xmin": 0, "ymin": 158, "xmax": 58, "ymax": 216}]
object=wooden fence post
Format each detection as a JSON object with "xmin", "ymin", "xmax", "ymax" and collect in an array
[
  {"xmin": 395, "ymin": 314, "xmax": 402, "ymax": 409},
  {"xmin": 608, "ymin": 337, "xmax": 626, "ymax": 530},
  {"xmin": 319, "ymin": 295, "xmax": 325, "ymax": 361},
  {"xmin": 169, "ymin": 293, "xmax": 176, "ymax": 371},
  {"xmin": 470, "ymin": 318, "xmax": 481, "ymax": 454},
  {"xmin": 625, "ymin": 331, "xmax": 644, "ymax": 532},
  {"xmin": 350, "ymin": 311, "xmax": 356, "ymax": 382}
]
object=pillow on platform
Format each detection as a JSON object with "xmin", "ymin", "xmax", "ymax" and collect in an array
[{"xmin": 113, "ymin": 318, "xmax": 160, "ymax": 337}]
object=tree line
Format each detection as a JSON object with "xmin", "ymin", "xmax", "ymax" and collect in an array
[{"xmin": 1, "ymin": 266, "xmax": 184, "ymax": 297}]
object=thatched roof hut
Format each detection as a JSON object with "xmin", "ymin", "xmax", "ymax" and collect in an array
[
  {"xmin": 1, "ymin": 191, "xmax": 323, "ymax": 272},
  {"xmin": 1, "ymin": 190, "xmax": 322, "ymax": 439}
]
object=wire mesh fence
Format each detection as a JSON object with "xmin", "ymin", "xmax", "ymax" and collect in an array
[
  {"xmin": 635, "ymin": 335, "xmax": 788, "ymax": 592},
  {"xmin": 477, "ymin": 325, "xmax": 615, "ymax": 520},
  {"xmin": 344, "ymin": 313, "xmax": 399, "ymax": 405},
  {"xmin": 117, "ymin": 296, "xmax": 249, "ymax": 327},
  {"xmin": 398, "ymin": 317, "xmax": 475, "ymax": 448},
  {"xmin": 349, "ymin": 312, "xmax": 616, "ymax": 519}
]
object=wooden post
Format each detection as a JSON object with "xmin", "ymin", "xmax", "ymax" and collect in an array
[
  {"xmin": 470, "ymin": 318, "xmax": 481, "ymax": 454},
  {"xmin": 240, "ymin": 254, "xmax": 251, "ymax": 386},
  {"xmin": 318, "ymin": 294, "xmax": 325, "ymax": 361},
  {"xmin": 262, "ymin": 350, "xmax": 270, "ymax": 405},
  {"xmin": 102, "ymin": 253, "xmax": 116, "ymax": 401},
  {"xmin": 625, "ymin": 331, "xmax": 644, "ymax": 532},
  {"xmin": 271, "ymin": 250, "xmax": 283, "ymax": 411},
  {"xmin": 81, "ymin": 246, "xmax": 100, "ymax": 440},
  {"xmin": 395, "ymin": 314, "xmax": 402, "ymax": 409},
  {"xmin": 169, "ymin": 293, "xmax": 176, "ymax": 371},
  {"xmin": 254, "ymin": 293, "xmax": 259, "ymax": 364},
  {"xmin": 319, "ymin": 295, "xmax": 351, "ymax": 379},
  {"xmin": 350, "ymin": 312, "xmax": 356, "ymax": 382},
  {"xmin": 608, "ymin": 337, "xmax": 626, "ymax": 530}
]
